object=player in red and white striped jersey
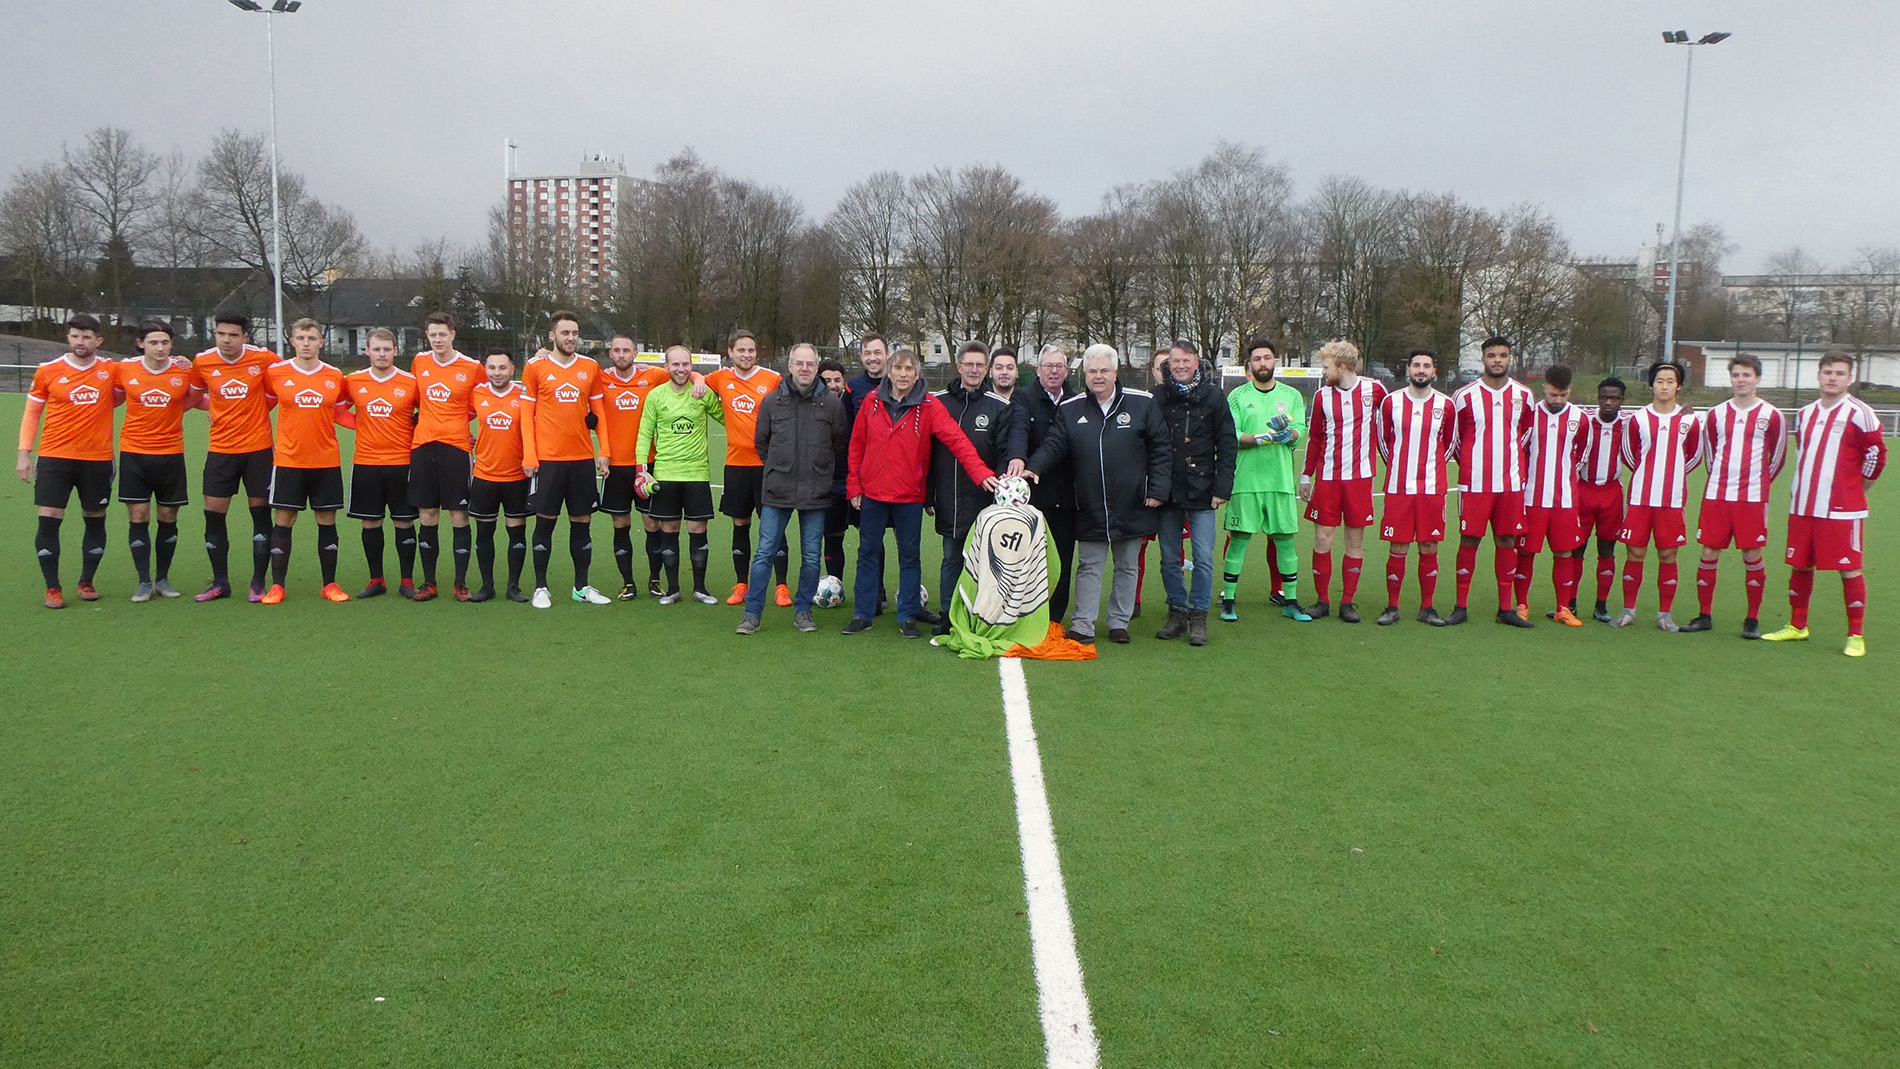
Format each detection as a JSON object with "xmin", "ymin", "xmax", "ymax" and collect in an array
[
  {"xmin": 1446, "ymin": 337, "xmax": 1535, "ymax": 627},
  {"xmin": 1685, "ymin": 353, "xmax": 1786, "ymax": 637},
  {"xmin": 1513, "ymin": 366, "xmax": 1589, "ymax": 626},
  {"xmin": 1762, "ymin": 352, "xmax": 1889, "ymax": 655},
  {"xmin": 1609, "ymin": 362, "xmax": 1702, "ymax": 630},
  {"xmin": 1299, "ymin": 340, "xmax": 1386, "ymax": 622},
  {"xmin": 1575, "ymin": 377, "xmax": 1628, "ymax": 620},
  {"xmin": 1373, "ymin": 350, "xmax": 1456, "ymax": 626}
]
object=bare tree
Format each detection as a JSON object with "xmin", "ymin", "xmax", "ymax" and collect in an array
[
  {"xmin": 1060, "ymin": 184, "xmax": 1150, "ymax": 354},
  {"xmin": 1390, "ymin": 191, "xmax": 1498, "ymax": 360},
  {"xmin": 1463, "ymin": 203, "xmax": 1576, "ymax": 368},
  {"xmin": 1305, "ymin": 175, "xmax": 1403, "ymax": 359},
  {"xmin": 64, "ymin": 126, "xmax": 160, "ymax": 316},
  {"xmin": 191, "ymin": 128, "xmax": 364, "ymax": 315},
  {"xmin": 718, "ymin": 177, "xmax": 804, "ymax": 353},
  {"xmin": 0, "ymin": 163, "xmax": 96, "ymax": 322},
  {"xmin": 1195, "ymin": 142, "xmax": 1294, "ymax": 355},
  {"xmin": 904, "ymin": 165, "xmax": 1058, "ymax": 355},
  {"xmin": 826, "ymin": 170, "xmax": 912, "ymax": 345}
]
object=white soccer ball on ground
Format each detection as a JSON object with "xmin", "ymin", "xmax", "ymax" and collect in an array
[
  {"xmin": 993, "ymin": 475, "xmax": 1032, "ymax": 507},
  {"xmin": 814, "ymin": 574, "xmax": 844, "ymax": 608}
]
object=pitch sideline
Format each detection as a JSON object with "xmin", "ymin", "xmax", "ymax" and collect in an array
[{"xmin": 998, "ymin": 657, "xmax": 1100, "ymax": 1068}]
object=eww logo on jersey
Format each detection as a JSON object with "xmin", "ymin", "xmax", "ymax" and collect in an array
[
  {"xmin": 553, "ymin": 383, "xmax": 582, "ymax": 403},
  {"xmin": 219, "ymin": 379, "xmax": 251, "ymax": 400},
  {"xmin": 68, "ymin": 384, "xmax": 102, "ymax": 406},
  {"xmin": 670, "ymin": 416, "xmax": 697, "ymax": 435},
  {"xmin": 485, "ymin": 411, "xmax": 514, "ymax": 430},
  {"xmin": 426, "ymin": 382, "xmax": 454, "ymax": 403},
  {"xmin": 138, "ymin": 388, "xmax": 173, "ymax": 408},
  {"xmin": 293, "ymin": 389, "xmax": 327, "ymax": 409},
  {"xmin": 615, "ymin": 393, "xmax": 640, "ymax": 411},
  {"xmin": 366, "ymin": 397, "xmax": 395, "ymax": 418},
  {"xmin": 729, "ymin": 394, "xmax": 757, "ymax": 415}
]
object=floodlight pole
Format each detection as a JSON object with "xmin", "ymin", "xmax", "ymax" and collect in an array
[
  {"xmin": 266, "ymin": 7, "xmax": 285, "ymax": 357},
  {"xmin": 1660, "ymin": 32, "xmax": 1729, "ymax": 364}
]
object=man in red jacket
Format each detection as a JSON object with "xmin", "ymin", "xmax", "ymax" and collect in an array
[{"xmin": 845, "ymin": 348, "xmax": 998, "ymax": 638}]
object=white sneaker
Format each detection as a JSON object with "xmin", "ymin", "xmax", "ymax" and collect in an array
[
  {"xmin": 531, "ymin": 587, "xmax": 552, "ymax": 609},
  {"xmin": 1656, "ymin": 611, "xmax": 1680, "ymax": 633},
  {"xmin": 573, "ymin": 585, "xmax": 611, "ymax": 605},
  {"xmin": 691, "ymin": 589, "xmax": 719, "ymax": 604}
]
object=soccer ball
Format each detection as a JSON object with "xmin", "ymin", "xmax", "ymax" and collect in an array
[
  {"xmin": 814, "ymin": 574, "xmax": 844, "ymax": 608},
  {"xmin": 993, "ymin": 475, "xmax": 1032, "ymax": 507}
]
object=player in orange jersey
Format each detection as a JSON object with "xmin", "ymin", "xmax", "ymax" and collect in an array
[
  {"xmin": 520, "ymin": 309, "xmax": 612, "ymax": 608},
  {"xmin": 341, "ymin": 327, "xmax": 421, "ymax": 598},
  {"xmin": 114, "ymin": 319, "xmax": 195, "ymax": 601},
  {"xmin": 408, "ymin": 311, "xmax": 481, "ymax": 600},
  {"xmin": 468, "ymin": 348, "xmax": 533, "ymax": 602},
  {"xmin": 17, "ymin": 314, "xmax": 120, "ymax": 608},
  {"xmin": 185, "ymin": 311, "xmax": 278, "ymax": 602},
  {"xmin": 257, "ymin": 319, "xmax": 351, "ymax": 604},
  {"xmin": 706, "ymin": 329, "xmax": 788, "ymax": 606}
]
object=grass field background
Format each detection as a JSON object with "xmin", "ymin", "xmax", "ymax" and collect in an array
[{"xmin": 3, "ymin": 390, "xmax": 1896, "ymax": 1067}]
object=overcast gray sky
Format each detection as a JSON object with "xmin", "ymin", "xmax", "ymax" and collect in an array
[{"xmin": 9, "ymin": 0, "xmax": 1896, "ymax": 273}]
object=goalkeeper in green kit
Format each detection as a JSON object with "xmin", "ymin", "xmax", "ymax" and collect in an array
[{"xmin": 1222, "ymin": 339, "xmax": 1313, "ymax": 622}]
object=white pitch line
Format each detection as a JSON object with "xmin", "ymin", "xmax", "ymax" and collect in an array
[{"xmin": 998, "ymin": 657, "xmax": 1101, "ymax": 1069}]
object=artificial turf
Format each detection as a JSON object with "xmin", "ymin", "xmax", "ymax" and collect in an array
[{"xmin": 2, "ymin": 389, "xmax": 1895, "ymax": 1067}]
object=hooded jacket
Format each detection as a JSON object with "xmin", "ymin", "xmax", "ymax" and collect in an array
[
  {"xmin": 1155, "ymin": 370, "xmax": 1238, "ymax": 509},
  {"xmin": 1026, "ymin": 384, "xmax": 1172, "ymax": 540},
  {"xmin": 847, "ymin": 378, "xmax": 995, "ymax": 504},
  {"xmin": 928, "ymin": 380, "xmax": 1026, "ymax": 538},
  {"xmin": 754, "ymin": 375, "xmax": 849, "ymax": 511}
]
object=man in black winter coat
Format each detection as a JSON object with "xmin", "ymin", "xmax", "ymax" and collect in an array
[
  {"xmin": 1014, "ymin": 345, "xmax": 1080, "ymax": 621},
  {"xmin": 1025, "ymin": 344, "xmax": 1171, "ymax": 645},
  {"xmin": 927, "ymin": 342, "xmax": 1028, "ymax": 634},
  {"xmin": 1151, "ymin": 342, "xmax": 1237, "ymax": 646},
  {"xmin": 737, "ymin": 344, "xmax": 848, "ymax": 634}
]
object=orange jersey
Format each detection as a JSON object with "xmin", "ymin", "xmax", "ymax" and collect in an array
[
  {"xmin": 410, "ymin": 351, "xmax": 481, "ymax": 453},
  {"xmin": 189, "ymin": 346, "xmax": 278, "ymax": 454},
  {"xmin": 264, "ymin": 360, "xmax": 346, "ymax": 468},
  {"xmin": 343, "ymin": 368, "xmax": 420, "ymax": 466},
  {"xmin": 115, "ymin": 358, "xmax": 194, "ymax": 456},
  {"xmin": 706, "ymin": 366, "xmax": 781, "ymax": 466},
  {"xmin": 27, "ymin": 356, "xmax": 118, "ymax": 461},
  {"xmin": 521, "ymin": 355, "xmax": 607, "ymax": 465},
  {"xmin": 470, "ymin": 381, "xmax": 528, "ymax": 481},
  {"xmin": 597, "ymin": 365, "xmax": 670, "ymax": 465}
]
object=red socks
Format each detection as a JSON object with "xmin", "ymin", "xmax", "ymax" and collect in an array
[
  {"xmin": 1696, "ymin": 559, "xmax": 1719, "ymax": 616},
  {"xmin": 1744, "ymin": 560, "xmax": 1766, "ymax": 619},
  {"xmin": 1514, "ymin": 551, "xmax": 1536, "ymax": 607},
  {"xmin": 1844, "ymin": 573, "xmax": 1867, "ymax": 636},
  {"xmin": 1789, "ymin": 568, "xmax": 1814, "ymax": 629},
  {"xmin": 1556, "ymin": 556, "xmax": 1581, "ymax": 608},
  {"xmin": 1313, "ymin": 550, "xmax": 1333, "ymax": 604},
  {"xmin": 1658, "ymin": 562, "xmax": 1679, "ymax": 613},
  {"xmin": 1621, "ymin": 559, "xmax": 1645, "ymax": 609},
  {"xmin": 1596, "ymin": 555, "xmax": 1617, "ymax": 602},
  {"xmin": 1386, "ymin": 553, "xmax": 1406, "ymax": 608},
  {"xmin": 1419, "ymin": 551, "xmax": 1440, "ymax": 607},
  {"xmin": 1454, "ymin": 543, "xmax": 1476, "ymax": 608},
  {"xmin": 1494, "ymin": 543, "xmax": 1516, "ymax": 609},
  {"xmin": 1341, "ymin": 555, "xmax": 1362, "ymax": 604}
]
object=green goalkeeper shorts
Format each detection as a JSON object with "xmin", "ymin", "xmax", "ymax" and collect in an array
[{"xmin": 1222, "ymin": 491, "xmax": 1300, "ymax": 536}]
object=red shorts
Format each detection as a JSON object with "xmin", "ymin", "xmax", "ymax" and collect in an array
[
  {"xmin": 1521, "ymin": 504, "xmax": 1585, "ymax": 554},
  {"xmin": 1304, "ymin": 476, "xmax": 1375, "ymax": 527},
  {"xmin": 1618, "ymin": 504, "xmax": 1687, "ymax": 549},
  {"xmin": 1458, "ymin": 489, "xmax": 1525, "ymax": 538},
  {"xmin": 1696, "ymin": 498, "xmax": 1769, "ymax": 549},
  {"xmin": 1380, "ymin": 492, "xmax": 1447, "ymax": 544},
  {"xmin": 1785, "ymin": 515, "xmax": 1863, "ymax": 571},
  {"xmin": 1575, "ymin": 481, "xmax": 1624, "ymax": 541}
]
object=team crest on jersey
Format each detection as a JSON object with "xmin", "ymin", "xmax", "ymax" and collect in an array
[
  {"xmin": 1116, "ymin": 412, "xmax": 1131, "ymax": 426},
  {"xmin": 975, "ymin": 414, "xmax": 990, "ymax": 429},
  {"xmin": 366, "ymin": 397, "xmax": 394, "ymax": 418},
  {"xmin": 426, "ymin": 382, "xmax": 453, "ymax": 403},
  {"xmin": 1276, "ymin": 403, "xmax": 1288, "ymax": 414},
  {"xmin": 138, "ymin": 388, "xmax": 172, "ymax": 408},
  {"xmin": 219, "ymin": 379, "xmax": 250, "ymax": 400},
  {"xmin": 615, "ymin": 393, "xmax": 640, "ymax": 410},
  {"xmin": 293, "ymin": 388, "xmax": 326, "ymax": 409},
  {"xmin": 170, "ymin": 376, "xmax": 184, "ymax": 386},
  {"xmin": 248, "ymin": 366, "xmax": 261, "ymax": 376},
  {"xmin": 553, "ymin": 383, "xmax": 582, "ymax": 403},
  {"xmin": 485, "ymin": 411, "xmax": 514, "ymax": 430},
  {"xmin": 455, "ymin": 373, "xmax": 467, "ymax": 383},
  {"xmin": 68, "ymin": 384, "xmax": 102, "ymax": 405}
]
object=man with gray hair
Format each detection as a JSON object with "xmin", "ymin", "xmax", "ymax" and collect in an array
[
  {"xmin": 1025, "ymin": 343, "xmax": 1170, "ymax": 644},
  {"xmin": 1014, "ymin": 343, "xmax": 1080, "ymax": 621},
  {"xmin": 736, "ymin": 344, "xmax": 846, "ymax": 634}
]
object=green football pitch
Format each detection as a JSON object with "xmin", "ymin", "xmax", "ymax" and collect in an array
[{"xmin": 3, "ymin": 390, "xmax": 1895, "ymax": 1067}]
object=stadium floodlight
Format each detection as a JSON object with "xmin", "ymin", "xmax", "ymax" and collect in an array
[
  {"xmin": 1657, "ymin": 29, "xmax": 1732, "ymax": 364},
  {"xmin": 229, "ymin": 0, "xmax": 304, "ymax": 357}
]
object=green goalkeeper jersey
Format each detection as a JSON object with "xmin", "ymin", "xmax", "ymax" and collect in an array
[
  {"xmin": 1228, "ymin": 379, "xmax": 1306, "ymax": 495},
  {"xmin": 635, "ymin": 381, "xmax": 726, "ymax": 481}
]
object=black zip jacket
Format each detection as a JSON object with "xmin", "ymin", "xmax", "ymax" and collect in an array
[{"xmin": 1025, "ymin": 385, "xmax": 1172, "ymax": 541}]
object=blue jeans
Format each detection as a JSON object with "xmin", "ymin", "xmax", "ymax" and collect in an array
[
  {"xmin": 745, "ymin": 505, "xmax": 825, "ymax": 616},
  {"xmin": 1157, "ymin": 505, "xmax": 1217, "ymax": 612},
  {"xmin": 854, "ymin": 498, "xmax": 923, "ymax": 622}
]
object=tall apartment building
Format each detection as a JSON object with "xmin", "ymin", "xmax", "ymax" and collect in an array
[{"xmin": 506, "ymin": 153, "xmax": 637, "ymax": 309}]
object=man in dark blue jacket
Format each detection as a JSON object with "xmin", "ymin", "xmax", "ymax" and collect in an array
[
  {"xmin": 1014, "ymin": 344, "xmax": 1080, "ymax": 621},
  {"xmin": 927, "ymin": 342, "xmax": 1027, "ymax": 634},
  {"xmin": 1152, "ymin": 342, "xmax": 1237, "ymax": 646}
]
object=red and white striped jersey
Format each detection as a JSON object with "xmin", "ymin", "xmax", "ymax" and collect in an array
[
  {"xmin": 1378, "ymin": 388, "xmax": 1456, "ymax": 496},
  {"xmin": 1621, "ymin": 405, "xmax": 1703, "ymax": 508},
  {"xmin": 1522, "ymin": 402, "xmax": 1589, "ymax": 509},
  {"xmin": 1304, "ymin": 377, "xmax": 1388, "ymax": 482},
  {"xmin": 1700, "ymin": 399, "xmax": 1787, "ymax": 504},
  {"xmin": 1789, "ymin": 396, "xmax": 1888, "ymax": 520},
  {"xmin": 1453, "ymin": 379, "xmax": 1534, "ymax": 493},
  {"xmin": 1578, "ymin": 411, "xmax": 1625, "ymax": 487}
]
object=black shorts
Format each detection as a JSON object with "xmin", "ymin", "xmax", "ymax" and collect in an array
[
  {"xmin": 118, "ymin": 451, "xmax": 189, "ymax": 507},
  {"xmin": 408, "ymin": 441, "xmax": 472, "ymax": 511},
  {"xmin": 650, "ymin": 480, "xmax": 715, "ymax": 523},
  {"xmin": 469, "ymin": 476, "xmax": 532, "ymax": 521},
  {"xmin": 348, "ymin": 463, "xmax": 419, "ymax": 522},
  {"xmin": 203, "ymin": 448, "xmax": 273, "ymax": 500},
  {"xmin": 530, "ymin": 459, "xmax": 599, "ymax": 517},
  {"xmin": 600, "ymin": 465, "xmax": 642, "ymax": 516},
  {"xmin": 269, "ymin": 466, "xmax": 346, "ymax": 512},
  {"xmin": 720, "ymin": 464, "xmax": 764, "ymax": 518},
  {"xmin": 35, "ymin": 456, "xmax": 113, "ymax": 511}
]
